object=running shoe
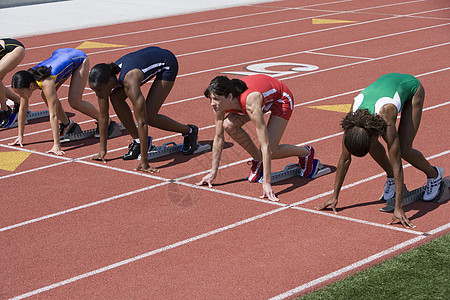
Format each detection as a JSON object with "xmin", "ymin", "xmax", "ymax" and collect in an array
[
  {"xmin": 247, "ymin": 159, "xmax": 263, "ymax": 182},
  {"xmin": 182, "ymin": 124, "xmax": 199, "ymax": 155},
  {"xmin": 59, "ymin": 118, "xmax": 74, "ymax": 139},
  {"xmin": 4, "ymin": 102, "xmax": 20, "ymax": 128},
  {"xmin": 0, "ymin": 110, "xmax": 5, "ymax": 128},
  {"xmin": 13, "ymin": 102, "xmax": 20, "ymax": 114},
  {"xmin": 423, "ymin": 166, "xmax": 444, "ymax": 201},
  {"xmin": 298, "ymin": 145, "xmax": 315, "ymax": 177},
  {"xmin": 123, "ymin": 140, "xmax": 140, "ymax": 160},
  {"xmin": 5, "ymin": 112, "xmax": 18, "ymax": 128},
  {"xmin": 0, "ymin": 106, "xmax": 12, "ymax": 127},
  {"xmin": 123, "ymin": 137, "xmax": 153, "ymax": 160},
  {"xmin": 383, "ymin": 177, "xmax": 395, "ymax": 200}
]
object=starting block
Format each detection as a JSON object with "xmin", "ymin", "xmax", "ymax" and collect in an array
[
  {"xmin": 258, "ymin": 159, "xmax": 331, "ymax": 183},
  {"xmin": 138, "ymin": 141, "xmax": 211, "ymax": 160},
  {"xmin": 60, "ymin": 121, "xmax": 123, "ymax": 143},
  {"xmin": 7, "ymin": 110, "xmax": 50, "ymax": 128},
  {"xmin": 380, "ymin": 176, "xmax": 450, "ymax": 212}
]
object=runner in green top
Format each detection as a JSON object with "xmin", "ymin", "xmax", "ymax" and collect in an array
[{"xmin": 317, "ymin": 73, "xmax": 444, "ymax": 229}]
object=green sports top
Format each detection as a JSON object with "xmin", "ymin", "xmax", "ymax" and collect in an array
[{"xmin": 352, "ymin": 73, "xmax": 420, "ymax": 115}]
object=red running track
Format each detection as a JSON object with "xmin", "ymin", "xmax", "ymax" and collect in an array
[{"xmin": 1, "ymin": 0, "xmax": 449, "ymax": 298}]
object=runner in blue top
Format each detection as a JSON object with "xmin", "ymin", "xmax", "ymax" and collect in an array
[
  {"xmin": 88, "ymin": 46, "xmax": 199, "ymax": 173},
  {"xmin": 10, "ymin": 48, "xmax": 100, "ymax": 155},
  {"xmin": 0, "ymin": 38, "xmax": 25, "ymax": 127},
  {"xmin": 317, "ymin": 73, "xmax": 444, "ymax": 229}
]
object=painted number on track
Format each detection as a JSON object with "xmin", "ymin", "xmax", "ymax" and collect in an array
[{"xmin": 223, "ymin": 62, "xmax": 319, "ymax": 77}]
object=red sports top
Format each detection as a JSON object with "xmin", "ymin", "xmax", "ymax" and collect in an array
[{"xmin": 228, "ymin": 74, "xmax": 294, "ymax": 119}]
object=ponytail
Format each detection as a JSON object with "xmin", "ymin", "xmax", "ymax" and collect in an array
[
  {"xmin": 11, "ymin": 66, "xmax": 53, "ymax": 89},
  {"xmin": 32, "ymin": 66, "xmax": 52, "ymax": 81},
  {"xmin": 204, "ymin": 75, "xmax": 247, "ymax": 98},
  {"xmin": 89, "ymin": 63, "xmax": 121, "ymax": 86}
]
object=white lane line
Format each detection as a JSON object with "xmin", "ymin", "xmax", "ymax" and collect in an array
[
  {"xmin": 12, "ymin": 20, "xmax": 449, "ymax": 110},
  {"xmin": 2, "ymin": 45, "xmax": 449, "ymax": 145},
  {"xmin": 303, "ymin": 51, "xmax": 373, "ymax": 60},
  {"xmin": 0, "ymin": 161, "xmax": 70, "ymax": 180},
  {"xmin": 15, "ymin": 0, "xmax": 374, "ymax": 52},
  {"xmin": 8, "ymin": 206, "xmax": 289, "ymax": 300},
  {"xmin": 0, "ymin": 182, "xmax": 169, "ymax": 233},
  {"xmin": 1, "ymin": 99, "xmax": 448, "ymax": 185},
  {"xmin": 283, "ymin": 42, "xmax": 450, "ymax": 81},
  {"xmin": 291, "ymin": 206, "xmax": 423, "ymax": 235},
  {"xmin": 269, "ymin": 222, "xmax": 450, "ymax": 300},
  {"xmin": 8, "ymin": 161, "xmax": 448, "ymax": 299},
  {"xmin": 18, "ymin": 1, "xmax": 436, "ymax": 67}
]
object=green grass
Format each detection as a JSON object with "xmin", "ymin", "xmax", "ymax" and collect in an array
[{"xmin": 298, "ymin": 233, "xmax": 450, "ymax": 300}]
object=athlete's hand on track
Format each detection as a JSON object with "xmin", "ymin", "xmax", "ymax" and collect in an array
[
  {"xmin": 135, "ymin": 162, "xmax": 159, "ymax": 173},
  {"xmin": 46, "ymin": 145, "xmax": 65, "ymax": 156},
  {"xmin": 92, "ymin": 151, "xmax": 107, "ymax": 163},
  {"xmin": 316, "ymin": 197, "xmax": 338, "ymax": 214},
  {"xmin": 196, "ymin": 172, "xmax": 216, "ymax": 188},
  {"xmin": 9, "ymin": 136, "xmax": 24, "ymax": 147},
  {"xmin": 388, "ymin": 208, "xmax": 415, "ymax": 228},
  {"xmin": 260, "ymin": 182, "xmax": 279, "ymax": 202}
]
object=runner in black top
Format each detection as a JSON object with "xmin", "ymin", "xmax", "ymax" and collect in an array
[
  {"xmin": 88, "ymin": 46, "xmax": 199, "ymax": 173},
  {"xmin": 0, "ymin": 38, "xmax": 25, "ymax": 127}
]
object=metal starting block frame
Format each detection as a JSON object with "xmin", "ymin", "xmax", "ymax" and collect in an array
[
  {"xmin": 380, "ymin": 176, "xmax": 450, "ymax": 212},
  {"xmin": 7, "ymin": 110, "xmax": 50, "ymax": 128},
  {"xmin": 258, "ymin": 159, "xmax": 331, "ymax": 184},
  {"xmin": 60, "ymin": 121, "xmax": 123, "ymax": 143},
  {"xmin": 138, "ymin": 141, "xmax": 211, "ymax": 160}
]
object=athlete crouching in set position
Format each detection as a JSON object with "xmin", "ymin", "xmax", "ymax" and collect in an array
[
  {"xmin": 197, "ymin": 74, "xmax": 317, "ymax": 201},
  {"xmin": 0, "ymin": 38, "xmax": 25, "ymax": 127},
  {"xmin": 317, "ymin": 73, "xmax": 444, "ymax": 228},
  {"xmin": 10, "ymin": 48, "xmax": 100, "ymax": 155},
  {"xmin": 88, "ymin": 46, "xmax": 199, "ymax": 173}
]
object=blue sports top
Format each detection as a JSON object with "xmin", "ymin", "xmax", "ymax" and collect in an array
[
  {"xmin": 115, "ymin": 46, "xmax": 177, "ymax": 86},
  {"xmin": 33, "ymin": 48, "xmax": 87, "ymax": 88}
]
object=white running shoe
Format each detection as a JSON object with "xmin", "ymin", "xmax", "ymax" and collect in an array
[
  {"xmin": 383, "ymin": 177, "xmax": 395, "ymax": 200},
  {"xmin": 423, "ymin": 166, "xmax": 444, "ymax": 201}
]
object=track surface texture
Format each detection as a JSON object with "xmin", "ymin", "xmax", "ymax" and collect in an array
[{"xmin": 1, "ymin": 0, "xmax": 449, "ymax": 299}]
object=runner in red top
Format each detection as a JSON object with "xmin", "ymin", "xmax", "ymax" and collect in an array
[{"xmin": 197, "ymin": 74, "xmax": 318, "ymax": 202}]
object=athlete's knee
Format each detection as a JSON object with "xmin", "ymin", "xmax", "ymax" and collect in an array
[
  {"xmin": 68, "ymin": 97, "xmax": 82, "ymax": 110},
  {"xmin": 400, "ymin": 146, "xmax": 414, "ymax": 161},
  {"xmin": 146, "ymin": 114, "xmax": 160, "ymax": 127}
]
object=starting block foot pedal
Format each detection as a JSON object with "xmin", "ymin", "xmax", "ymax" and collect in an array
[
  {"xmin": 60, "ymin": 124, "xmax": 96, "ymax": 143},
  {"xmin": 7, "ymin": 110, "xmax": 50, "ymax": 128},
  {"xmin": 138, "ymin": 142, "xmax": 211, "ymax": 160},
  {"xmin": 258, "ymin": 159, "xmax": 331, "ymax": 184},
  {"xmin": 107, "ymin": 121, "xmax": 122, "ymax": 138},
  {"xmin": 380, "ymin": 177, "xmax": 450, "ymax": 212}
]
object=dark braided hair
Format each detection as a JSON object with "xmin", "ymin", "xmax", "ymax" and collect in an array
[
  {"xmin": 11, "ymin": 66, "xmax": 52, "ymax": 89},
  {"xmin": 204, "ymin": 75, "xmax": 248, "ymax": 98},
  {"xmin": 89, "ymin": 63, "xmax": 121, "ymax": 87},
  {"xmin": 341, "ymin": 108, "xmax": 387, "ymax": 157}
]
